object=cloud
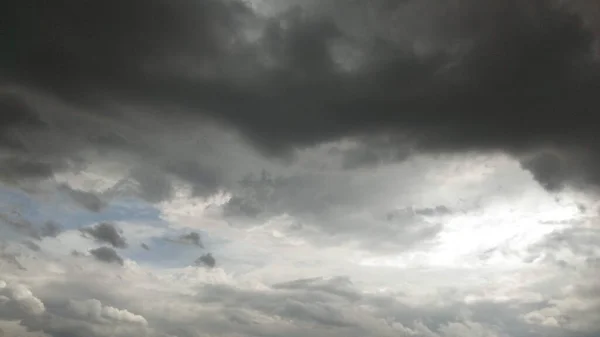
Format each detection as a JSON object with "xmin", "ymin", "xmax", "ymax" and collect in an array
[
  {"xmin": 0, "ymin": 212, "xmax": 62, "ymax": 241},
  {"xmin": 0, "ymin": 249, "xmax": 26, "ymax": 271},
  {"xmin": 39, "ymin": 221, "xmax": 62, "ymax": 238},
  {"xmin": 1, "ymin": 239, "xmax": 596, "ymax": 337},
  {"xmin": 195, "ymin": 253, "xmax": 216, "ymax": 268},
  {"xmin": 0, "ymin": 158, "xmax": 56, "ymax": 183},
  {"xmin": 0, "ymin": 281, "xmax": 46, "ymax": 320},
  {"xmin": 413, "ymin": 205, "xmax": 453, "ymax": 217},
  {"xmin": 221, "ymin": 168, "xmax": 447, "ymax": 252},
  {"xmin": 166, "ymin": 232, "xmax": 204, "ymax": 248},
  {"xmin": 0, "ymin": 279, "xmax": 148, "ymax": 337},
  {"xmin": 1, "ymin": 2, "xmax": 600, "ymax": 336},
  {"xmin": 67, "ymin": 299, "xmax": 147, "ymax": 326},
  {"xmin": 525, "ymin": 221, "xmax": 600, "ymax": 269},
  {"xmin": 59, "ymin": 184, "xmax": 107, "ymax": 212},
  {"xmin": 71, "ymin": 250, "xmax": 84, "ymax": 257},
  {"xmin": 89, "ymin": 247, "xmax": 124, "ymax": 266},
  {"xmin": 22, "ymin": 240, "xmax": 41, "ymax": 252},
  {"xmin": 0, "ymin": 212, "xmax": 40, "ymax": 239},
  {"xmin": 0, "ymin": 0, "xmax": 597, "ymax": 198},
  {"xmin": 81, "ymin": 223, "xmax": 128, "ymax": 249},
  {"xmin": 272, "ymin": 276, "xmax": 361, "ymax": 302}
]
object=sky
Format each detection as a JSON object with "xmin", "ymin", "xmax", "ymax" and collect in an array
[{"xmin": 1, "ymin": 0, "xmax": 600, "ymax": 336}]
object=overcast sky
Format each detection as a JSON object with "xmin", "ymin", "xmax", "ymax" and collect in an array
[{"xmin": 1, "ymin": 0, "xmax": 600, "ymax": 336}]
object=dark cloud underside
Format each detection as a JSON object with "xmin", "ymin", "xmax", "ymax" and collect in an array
[{"xmin": 0, "ymin": 0, "xmax": 599, "ymax": 192}]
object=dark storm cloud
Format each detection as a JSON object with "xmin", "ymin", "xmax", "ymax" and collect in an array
[
  {"xmin": 0, "ymin": 93, "xmax": 47, "ymax": 150},
  {"xmin": 89, "ymin": 247, "xmax": 124, "ymax": 266},
  {"xmin": 81, "ymin": 223, "xmax": 127, "ymax": 249},
  {"xmin": 1, "ymin": 0, "xmax": 600, "ymax": 192},
  {"xmin": 338, "ymin": 136, "xmax": 414, "ymax": 170},
  {"xmin": 1, "ymin": 0, "xmax": 251, "ymax": 95},
  {"xmin": 0, "ymin": 158, "xmax": 56, "ymax": 182}
]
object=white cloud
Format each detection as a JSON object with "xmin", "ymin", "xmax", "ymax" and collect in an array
[{"xmin": 1, "ymin": 149, "xmax": 599, "ymax": 337}]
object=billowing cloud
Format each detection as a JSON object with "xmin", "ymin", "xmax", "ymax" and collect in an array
[
  {"xmin": 0, "ymin": 281, "xmax": 45, "ymax": 320},
  {"xmin": 1, "ymin": 225, "xmax": 598, "ymax": 337},
  {"xmin": 0, "ymin": 280, "xmax": 148, "ymax": 337}
]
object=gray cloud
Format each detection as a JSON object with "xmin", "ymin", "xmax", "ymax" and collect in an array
[
  {"xmin": 59, "ymin": 184, "xmax": 107, "ymax": 212},
  {"xmin": 195, "ymin": 253, "xmax": 216, "ymax": 268},
  {"xmin": 0, "ymin": 0, "xmax": 598, "ymax": 197},
  {"xmin": 81, "ymin": 223, "xmax": 128, "ymax": 249},
  {"xmin": 0, "ymin": 281, "xmax": 147, "ymax": 337},
  {"xmin": 0, "ymin": 158, "xmax": 56, "ymax": 183},
  {"xmin": 222, "ymin": 169, "xmax": 445, "ymax": 252},
  {"xmin": 0, "ymin": 212, "xmax": 62, "ymax": 241},
  {"xmin": 1, "ymin": 3, "xmax": 600, "ymax": 334},
  {"xmin": 272, "ymin": 276, "xmax": 361, "ymax": 302},
  {"xmin": 413, "ymin": 205, "xmax": 453, "ymax": 217},
  {"xmin": 71, "ymin": 250, "xmax": 84, "ymax": 257},
  {"xmin": 39, "ymin": 221, "xmax": 62, "ymax": 238},
  {"xmin": 22, "ymin": 240, "xmax": 41, "ymax": 252},
  {"xmin": 0, "ymin": 250, "xmax": 26, "ymax": 271},
  {"xmin": 4, "ymin": 247, "xmax": 597, "ymax": 337},
  {"xmin": 188, "ymin": 274, "xmax": 575, "ymax": 337},
  {"xmin": 0, "ymin": 212, "xmax": 39, "ymax": 239},
  {"xmin": 128, "ymin": 166, "xmax": 173, "ymax": 204},
  {"xmin": 0, "ymin": 282, "xmax": 45, "ymax": 321},
  {"xmin": 167, "ymin": 232, "xmax": 204, "ymax": 248},
  {"xmin": 89, "ymin": 247, "xmax": 124, "ymax": 266},
  {"xmin": 526, "ymin": 222, "xmax": 600, "ymax": 269}
]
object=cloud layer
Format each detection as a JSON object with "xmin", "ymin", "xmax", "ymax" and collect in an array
[
  {"xmin": 1, "ymin": 1, "xmax": 600, "ymax": 337},
  {"xmin": 0, "ymin": 0, "xmax": 599, "ymax": 196}
]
